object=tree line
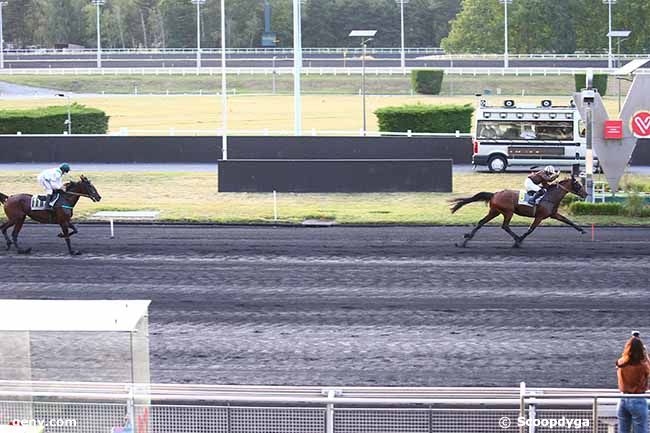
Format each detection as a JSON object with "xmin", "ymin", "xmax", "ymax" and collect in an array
[
  {"xmin": 1, "ymin": 0, "xmax": 648, "ymax": 52},
  {"xmin": 443, "ymin": 0, "xmax": 650, "ymax": 54},
  {"xmin": 1, "ymin": 0, "xmax": 459, "ymax": 49}
]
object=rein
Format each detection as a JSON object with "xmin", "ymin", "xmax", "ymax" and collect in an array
[
  {"xmin": 557, "ymin": 182, "xmax": 572, "ymax": 193},
  {"xmin": 64, "ymin": 191, "xmax": 92, "ymax": 199}
]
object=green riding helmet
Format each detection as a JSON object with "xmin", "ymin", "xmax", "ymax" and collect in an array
[{"xmin": 60, "ymin": 163, "xmax": 71, "ymax": 173}]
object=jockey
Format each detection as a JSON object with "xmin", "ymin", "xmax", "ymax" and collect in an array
[
  {"xmin": 526, "ymin": 165, "xmax": 559, "ymax": 205},
  {"xmin": 37, "ymin": 163, "xmax": 70, "ymax": 208}
]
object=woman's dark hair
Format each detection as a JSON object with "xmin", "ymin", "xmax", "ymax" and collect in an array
[{"xmin": 619, "ymin": 337, "xmax": 647, "ymax": 366}]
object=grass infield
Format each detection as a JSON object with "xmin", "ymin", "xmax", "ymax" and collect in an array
[
  {"xmin": 1, "ymin": 170, "xmax": 648, "ymax": 225},
  {"xmin": 0, "ymin": 94, "xmax": 625, "ymax": 134}
]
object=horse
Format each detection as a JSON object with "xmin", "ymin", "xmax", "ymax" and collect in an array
[
  {"xmin": 449, "ymin": 175, "xmax": 588, "ymax": 248},
  {"xmin": 0, "ymin": 175, "xmax": 101, "ymax": 255}
]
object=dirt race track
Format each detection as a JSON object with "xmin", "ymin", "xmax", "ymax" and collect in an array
[{"xmin": 1, "ymin": 224, "xmax": 649, "ymax": 388}]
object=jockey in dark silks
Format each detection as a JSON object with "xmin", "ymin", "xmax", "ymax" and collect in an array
[
  {"xmin": 37, "ymin": 163, "xmax": 71, "ymax": 209},
  {"xmin": 526, "ymin": 165, "xmax": 559, "ymax": 205}
]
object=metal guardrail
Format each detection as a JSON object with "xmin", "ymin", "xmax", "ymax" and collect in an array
[{"xmin": 0, "ymin": 381, "xmax": 648, "ymax": 433}]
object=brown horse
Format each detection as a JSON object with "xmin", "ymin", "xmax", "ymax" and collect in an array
[
  {"xmin": 450, "ymin": 176, "xmax": 588, "ymax": 248},
  {"xmin": 0, "ymin": 175, "xmax": 101, "ymax": 255}
]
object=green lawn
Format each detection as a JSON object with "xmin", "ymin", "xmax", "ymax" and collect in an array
[
  {"xmin": 1, "ymin": 170, "xmax": 648, "ymax": 225},
  {"xmin": 2, "ymin": 74, "xmax": 629, "ymax": 96}
]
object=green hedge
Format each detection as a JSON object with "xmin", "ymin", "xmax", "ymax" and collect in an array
[
  {"xmin": 569, "ymin": 202, "xmax": 622, "ymax": 215},
  {"xmin": 574, "ymin": 73, "xmax": 608, "ymax": 96},
  {"xmin": 0, "ymin": 103, "xmax": 109, "ymax": 134},
  {"xmin": 375, "ymin": 104, "xmax": 474, "ymax": 133},
  {"xmin": 411, "ymin": 70, "xmax": 444, "ymax": 95}
]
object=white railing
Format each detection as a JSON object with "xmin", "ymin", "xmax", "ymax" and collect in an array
[
  {"xmin": 106, "ymin": 129, "xmax": 472, "ymax": 137},
  {"xmin": 0, "ymin": 130, "xmax": 471, "ymax": 138},
  {"xmin": 0, "ymin": 381, "xmax": 646, "ymax": 433},
  {"xmin": 3, "ymin": 48, "xmax": 650, "ymax": 59},
  {"xmin": 0, "ymin": 66, "xmax": 624, "ymax": 76}
]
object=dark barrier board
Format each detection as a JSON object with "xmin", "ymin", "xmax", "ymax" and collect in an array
[
  {"xmin": 223, "ymin": 136, "xmax": 472, "ymax": 163},
  {"xmin": 0, "ymin": 136, "xmax": 471, "ymax": 163},
  {"xmin": 218, "ymin": 159, "xmax": 453, "ymax": 193},
  {"xmin": 0, "ymin": 136, "xmax": 218, "ymax": 163}
]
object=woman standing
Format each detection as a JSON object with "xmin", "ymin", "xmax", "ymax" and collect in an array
[{"xmin": 616, "ymin": 332, "xmax": 650, "ymax": 433}]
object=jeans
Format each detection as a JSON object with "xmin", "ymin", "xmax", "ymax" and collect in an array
[{"xmin": 618, "ymin": 397, "xmax": 649, "ymax": 433}]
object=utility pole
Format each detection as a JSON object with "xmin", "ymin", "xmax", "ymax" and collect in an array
[
  {"xmin": 583, "ymin": 71, "xmax": 595, "ymax": 203},
  {"xmin": 499, "ymin": 0, "xmax": 512, "ymax": 68},
  {"xmin": 191, "ymin": 0, "xmax": 206, "ymax": 69},
  {"xmin": 91, "ymin": 0, "xmax": 106, "ymax": 68},
  {"xmin": 0, "ymin": 2, "xmax": 6, "ymax": 70}
]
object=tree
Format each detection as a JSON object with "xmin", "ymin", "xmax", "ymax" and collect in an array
[{"xmin": 441, "ymin": 0, "xmax": 503, "ymax": 53}]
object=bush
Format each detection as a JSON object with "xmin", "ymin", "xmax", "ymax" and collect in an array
[
  {"xmin": 569, "ymin": 202, "xmax": 623, "ymax": 215},
  {"xmin": 623, "ymin": 180, "xmax": 650, "ymax": 193},
  {"xmin": 574, "ymin": 73, "xmax": 608, "ymax": 96},
  {"xmin": 375, "ymin": 104, "xmax": 474, "ymax": 133},
  {"xmin": 622, "ymin": 191, "xmax": 649, "ymax": 217},
  {"xmin": 411, "ymin": 70, "xmax": 444, "ymax": 95},
  {"xmin": 0, "ymin": 103, "xmax": 109, "ymax": 134}
]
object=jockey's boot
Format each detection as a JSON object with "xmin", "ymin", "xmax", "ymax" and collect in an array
[
  {"xmin": 528, "ymin": 189, "xmax": 545, "ymax": 205},
  {"xmin": 47, "ymin": 193, "xmax": 58, "ymax": 209}
]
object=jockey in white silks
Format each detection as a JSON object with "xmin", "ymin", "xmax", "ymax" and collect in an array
[{"xmin": 37, "ymin": 163, "xmax": 70, "ymax": 208}]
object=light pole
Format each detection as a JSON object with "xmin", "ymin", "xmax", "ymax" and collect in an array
[
  {"xmin": 272, "ymin": 56, "xmax": 277, "ymax": 94},
  {"xmin": 91, "ymin": 0, "xmax": 105, "ymax": 69},
  {"xmin": 349, "ymin": 30, "xmax": 377, "ymax": 136},
  {"xmin": 292, "ymin": 0, "xmax": 304, "ymax": 135},
  {"xmin": 220, "ymin": 0, "xmax": 228, "ymax": 159},
  {"xmin": 191, "ymin": 0, "xmax": 206, "ymax": 70},
  {"xmin": 582, "ymin": 71, "xmax": 595, "ymax": 203},
  {"xmin": 498, "ymin": 0, "xmax": 512, "ymax": 68},
  {"xmin": 395, "ymin": 0, "xmax": 408, "ymax": 72},
  {"xmin": 56, "ymin": 93, "xmax": 72, "ymax": 135},
  {"xmin": 603, "ymin": 0, "xmax": 616, "ymax": 69},
  {"xmin": 0, "ymin": 1, "xmax": 7, "ymax": 70},
  {"xmin": 609, "ymin": 29, "xmax": 631, "ymax": 112}
]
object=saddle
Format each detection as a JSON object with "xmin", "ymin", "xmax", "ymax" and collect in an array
[
  {"xmin": 518, "ymin": 190, "xmax": 543, "ymax": 207},
  {"xmin": 31, "ymin": 194, "xmax": 60, "ymax": 211}
]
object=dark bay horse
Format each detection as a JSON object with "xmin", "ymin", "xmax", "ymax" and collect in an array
[
  {"xmin": 449, "ymin": 176, "xmax": 588, "ymax": 248},
  {"xmin": 0, "ymin": 175, "xmax": 101, "ymax": 255}
]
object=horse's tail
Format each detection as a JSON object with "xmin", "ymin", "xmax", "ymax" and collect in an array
[
  {"xmin": 449, "ymin": 192, "xmax": 494, "ymax": 214},
  {"xmin": 0, "ymin": 192, "xmax": 8, "ymax": 204}
]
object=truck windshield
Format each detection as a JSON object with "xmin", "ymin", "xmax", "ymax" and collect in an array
[{"xmin": 477, "ymin": 121, "xmax": 574, "ymax": 141}]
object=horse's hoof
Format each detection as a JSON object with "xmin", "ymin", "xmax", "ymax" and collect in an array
[
  {"xmin": 5, "ymin": 242, "xmax": 11, "ymax": 251},
  {"xmin": 463, "ymin": 233, "xmax": 471, "ymax": 239},
  {"xmin": 455, "ymin": 242, "xmax": 467, "ymax": 248},
  {"xmin": 580, "ymin": 230, "xmax": 587, "ymax": 235},
  {"xmin": 57, "ymin": 233, "xmax": 64, "ymax": 238},
  {"xmin": 512, "ymin": 242, "xmax": 521, "ymax": 249},
  {"xmin": 17, "ymin": 248, "xmax": 31, "ymax": 255},
  {"xmin": 70, "ymin": 250, "xmax": 82, "ymax": 256}
]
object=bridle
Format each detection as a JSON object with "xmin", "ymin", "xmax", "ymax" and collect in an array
[
  {"xmin": 557, "ymin": 179, "xmax": 581, "ymax": 195},
  {"xmin": 63, "ymin": 183, "xmax": 97, "ymax": 201}
]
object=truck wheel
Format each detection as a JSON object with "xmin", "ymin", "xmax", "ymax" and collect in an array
[{"xmin": 488, "ymin": 155, "xmax": 508, "ymax": 173}]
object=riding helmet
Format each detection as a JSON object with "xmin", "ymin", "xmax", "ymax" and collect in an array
[{"xmin": 60, "ymin": 163, "xmax": 71, "ymax": 173}]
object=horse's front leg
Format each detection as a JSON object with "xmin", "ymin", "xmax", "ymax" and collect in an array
[
  {"xmin": 551, "ymin": 212, "xmax": 586, "ymax": 234},
  {"xmin": 60, "ymin": 224, "xmax": 81, "ymax": 256},
  {"xmin": 518, "ymin": 216, "xmax": 544, "ymax": 245},
  {"xmin": 59, "ymin": 222, "xmax": 79, "ymax": 238}
]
